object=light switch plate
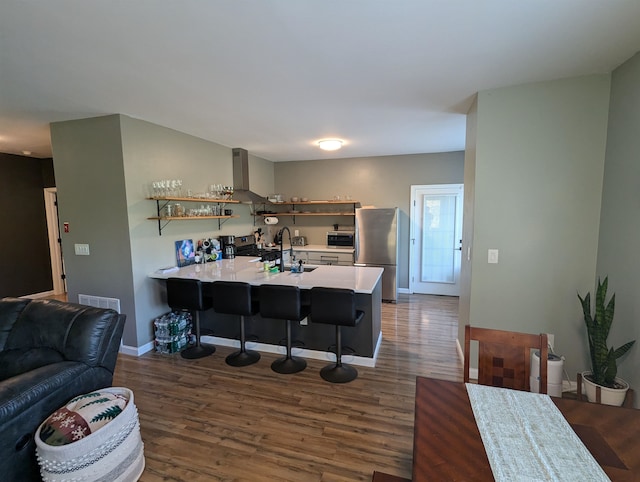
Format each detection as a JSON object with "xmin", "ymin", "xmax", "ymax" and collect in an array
[
  {"xmin": 74, "ymin": 243, "xmax": 90, "ymax": 255},
  {"xmin": 488, "ymin": 249, "xmax": 499, "ymax": 264}
]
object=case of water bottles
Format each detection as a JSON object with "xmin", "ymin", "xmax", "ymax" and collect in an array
[{"xmin": 153, "ymin": 310, "xmax": 193, "ymax": 354}]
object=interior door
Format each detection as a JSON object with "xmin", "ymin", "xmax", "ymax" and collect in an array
[{"xmin": 410, "ymin": 184, "xmax": 463, "ymax": 296}]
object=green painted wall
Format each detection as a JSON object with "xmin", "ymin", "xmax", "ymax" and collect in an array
[
  {"xmin": 597, "ymin": 52, "xmax": 640, "ymax": 402},
  {"xmin": 465, "ymin": 75, "xmax": 612, "ymax": 378}
]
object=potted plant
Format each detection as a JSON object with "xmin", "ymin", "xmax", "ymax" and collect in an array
[{"xmin": 578, "ymin": 276, "xmax": 635, "ymax": 406}]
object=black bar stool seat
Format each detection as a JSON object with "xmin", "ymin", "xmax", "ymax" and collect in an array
[
  {"xmin": 259, "ymin": 285, "xmax": 309, "ymax": 374},
  {"xmin": 166, "ymin": 277, "xmax": 215, "ymax": 359},
  {"xmin": 211, "ymin": 281, "xmax": 261, "ymax": 367},
  {"xmin": 310, "ymin": 287, "xmax": 364, "ymax": 383}
]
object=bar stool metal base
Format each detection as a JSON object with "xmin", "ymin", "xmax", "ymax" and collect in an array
[
  {"xmin": 320, "ymin": 363, "xmax": 358, "ymax": 383},
  {"xmin": 226, "ymin": 349, "xmax": 261, "ymax": 367},
  {"xmin": 271, "ymin": 356, "xmax": 307, "ymax": 374},
  {"xmin": 181, "ymin": 343, "xmax": 215, "ymax": 359}
]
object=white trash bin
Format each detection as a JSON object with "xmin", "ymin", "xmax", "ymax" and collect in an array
[{"xmin": 530, "ymin": 350, "xmax": 564, "ymax": 397}]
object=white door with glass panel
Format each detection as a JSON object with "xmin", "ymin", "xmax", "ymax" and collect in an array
[{"xmin": 410, "ymin": 184, "xmax": 463, "ymax": 296}]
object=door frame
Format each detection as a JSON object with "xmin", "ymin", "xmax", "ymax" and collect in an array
[
  {"xmin": 409, "ymin": 183, "xmax": 463, "ymax": 296},
  {"xmin": 44, "ymin": 188, "xmax": 66, "ymax": 295}
]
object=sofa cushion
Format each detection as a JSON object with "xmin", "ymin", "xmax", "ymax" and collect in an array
[
  {"xmin": 0, "ymin": 348, "xmax": 65, "ymax": 382},
  {"xmin": 0, "ymin": 298, "xmax": 31, "ymax": 349},
  {"xmin": 39, "ymin": 390, "xmax": 128, "ymax": 446}
]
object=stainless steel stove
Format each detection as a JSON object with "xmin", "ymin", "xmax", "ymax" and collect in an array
[{"xmin": 234, "ymin": 235, "xmax": 281, "ymax": 262}]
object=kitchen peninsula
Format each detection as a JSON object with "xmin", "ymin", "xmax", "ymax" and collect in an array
[{"xmin": 150, "ymin": 258, "xmax": 383, "ymax": 366}]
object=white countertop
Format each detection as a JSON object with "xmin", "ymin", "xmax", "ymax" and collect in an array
[{"xmin": 150, "ymin": 257, "xmax": 381, "ymax": 294}]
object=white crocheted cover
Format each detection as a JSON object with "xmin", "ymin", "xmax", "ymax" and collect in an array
[
  {"xmin": 36, "ymin": 387, "xmax": 145, "ymax": 482},
  {"xmin": 466, "ymin": 383, "xmax": 610, "ymax": 482}
]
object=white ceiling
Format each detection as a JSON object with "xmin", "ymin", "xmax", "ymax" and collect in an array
[{"xmin": 1, "ymin": 1, "xmax": 640, "ymax": 162}]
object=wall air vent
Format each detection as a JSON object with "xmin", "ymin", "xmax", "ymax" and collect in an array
[{"xmin": 78, "ymin": 294, "xmax": 121, "ymax": 313}]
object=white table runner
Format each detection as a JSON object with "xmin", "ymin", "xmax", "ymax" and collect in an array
[{"xmin": 466, "ymin": 383, "xmax": 610, "ymax": 482}]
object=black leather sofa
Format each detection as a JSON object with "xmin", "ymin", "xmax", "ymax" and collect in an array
[{"xmin": 0, "ymin": 297, "xmax": 126, "ymax": 481}]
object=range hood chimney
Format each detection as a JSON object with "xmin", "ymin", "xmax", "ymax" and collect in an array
[{"xmin": 232, "ymin": 148, "xmax": 267, "ymax": 204}]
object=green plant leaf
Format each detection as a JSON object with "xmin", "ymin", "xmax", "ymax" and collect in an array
[
  {"xmin": 613, "ymin": 340, "xmax": 636, "ymax": 360},
  {"xmin": 577, "ymin": 276, "xmax": 635, "ymax": 388}
]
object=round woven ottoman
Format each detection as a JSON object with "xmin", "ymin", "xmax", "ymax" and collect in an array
[{"xmin": 35, "ymin": 387, "xmax": 145, "ymax": 481}]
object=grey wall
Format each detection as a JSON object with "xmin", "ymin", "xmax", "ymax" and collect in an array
[
  {"xmin": 50, "ymin": 115, "xmax": 136, "ymax": 343},
  {"xmin": 274, "ymin": 152, "xmax": 465, "ymax": 289},
  {"xmin": 461, "ymin": 75, "xmax": 612, "ymax": 378},
  {"xmin": 51, "ymin": 114, "xmax": 274, "ymax": 349},
  {"xmin": 596, "ymin": 52, "xmax": 640, "ymax": 399}
]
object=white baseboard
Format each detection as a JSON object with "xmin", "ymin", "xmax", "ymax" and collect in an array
[
  {"xmin": 120, "ymin": 342, "xmax": 154, "ymax": 357},
  {"xmin": 120, "ymin": 332, "xmax": 383, "ymax": 368},
  {"xmin": 202, "ymin": 334, "xmax": 381, "ymax": 368}
]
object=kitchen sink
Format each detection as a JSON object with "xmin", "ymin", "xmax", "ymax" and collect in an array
[{"xmin": 283, "ymin": 266, "xmax": 317, "ymax": 272}]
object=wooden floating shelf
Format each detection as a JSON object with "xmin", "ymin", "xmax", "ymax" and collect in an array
[
  {"xmin": 262, "ymin": 212, "xmax": 355, "ymax": 216},
  {"xmin": 267, "ymin": 200, "xmax": 359, "ymax": 205},
  {"xmin": 147, "ymin": 196, "xmax": 240, "ymax": 203},
  {"xmin": 147, "ymin": 215, "xmax": 240, "ymax": 221}
]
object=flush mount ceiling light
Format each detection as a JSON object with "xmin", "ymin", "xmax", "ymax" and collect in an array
[{"xmin": 317, "ymin": 139, "xmax": 343, "ymax": 151}]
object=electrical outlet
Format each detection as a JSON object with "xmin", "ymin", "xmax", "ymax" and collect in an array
[{"xmin": 488, "ymin": 249, "xmax": 499, "ymax": 264}]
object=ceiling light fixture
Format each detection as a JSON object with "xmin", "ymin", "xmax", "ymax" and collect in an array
[{"xmin": 317, "ymin": 139, "xmax": 343, "ymax": 151}]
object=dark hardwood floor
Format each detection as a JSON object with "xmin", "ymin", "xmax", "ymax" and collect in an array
[{"xmin": 113, "ymin": 294, "xmax": 462, "ymax": 481}]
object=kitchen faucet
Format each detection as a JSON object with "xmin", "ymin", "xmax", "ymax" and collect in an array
[{"xmin": 278, "ymin": 226, "xmax": 293, "ymax": 272}]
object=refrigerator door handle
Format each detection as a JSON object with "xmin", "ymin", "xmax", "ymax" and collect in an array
[{"xmin": 354, "ymin": 227, "xmax": 359, "ymax": 262}]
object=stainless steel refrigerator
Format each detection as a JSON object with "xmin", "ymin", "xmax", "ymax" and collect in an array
[{"xmin": 354, "ymin": 207, "xmax": 399, "ymax": 302}]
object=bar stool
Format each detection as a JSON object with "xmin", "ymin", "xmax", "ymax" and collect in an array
[
  {"xmin": 310, "ymin": 287, "xmax": 364, "ymax": 383},
  {"xmin": 211, "ymin": 281, "xmax": 261, "ymax": 367},
  {"xmin": 259, "ymin": 285, "xmax": 309, "ymax": 374},
  {"xmin": 166, "ymin": 277, "xmax": 215, "ymax": 359}
]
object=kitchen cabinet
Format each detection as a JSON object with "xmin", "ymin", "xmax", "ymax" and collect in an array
[
  {"xmin": 253, "ymin": 200, "xmax": 359, "ymax": 225},
  {"xmin": 293, "ymin": 248, "xmax": 354, "ymax": 266},
  {"xmin": 147, "ymin": 196, "xmax": 240, "ymax": 235}
]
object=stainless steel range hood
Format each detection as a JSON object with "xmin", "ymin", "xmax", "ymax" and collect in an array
[{"xmin": 232, "ymin": 148, "xmax": 268, "ymax": 204}]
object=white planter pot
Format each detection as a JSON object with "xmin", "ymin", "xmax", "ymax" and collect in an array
[{"xmin": 581, "ymin": 371, "xmax": 629, "ymax": 407}]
